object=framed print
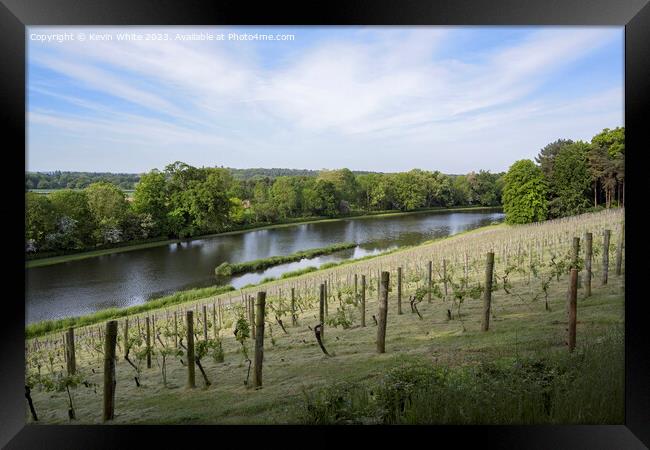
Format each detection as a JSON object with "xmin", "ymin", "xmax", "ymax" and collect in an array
[{"xmin": 2, "ymin": 0, "xmax": 649, "ymax": 447}]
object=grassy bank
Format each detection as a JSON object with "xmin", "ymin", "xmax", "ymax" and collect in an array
[
  {"xmin": 299, "ymin": 325, "xmax": 623, "ymax": 424},
  {"xmin": 26, "ymin": 205, "xmax": 501, "ymax": 268},
  {"xmin": 214, "ymin": 242, "xmax": 357, "ymax": 277},
  {"xmin": 25, "ymin": 285, "xmax": 235, "ymax": 339}
]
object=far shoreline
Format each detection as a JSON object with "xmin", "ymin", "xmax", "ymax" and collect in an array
[{"xmin": 25, "ymin": 205, "xmax": 503, "ymax": 269}]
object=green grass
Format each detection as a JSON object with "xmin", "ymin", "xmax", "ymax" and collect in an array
[
  {"xmin": 214, "ymin": 242, "xmax": 357, "ymax": 276},
  {"xmin": 299, "ymin": 326, "xmax": 623, "ymax": 424},
  {"xmin": 25, "ymin": 265, "xmax": 624, "ymax": 424}
]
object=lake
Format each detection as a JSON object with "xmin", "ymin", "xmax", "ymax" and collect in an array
[{"xmin": 25, "ymin": 209, "xmax": 504, "ymax": 324}]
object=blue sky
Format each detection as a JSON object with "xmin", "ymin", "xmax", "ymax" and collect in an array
[{"xmin": 27, "ymin": 26, "xmax": 623, "ymax": 174}]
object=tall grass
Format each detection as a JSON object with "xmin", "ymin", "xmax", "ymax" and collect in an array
[{"xmin": 298, "ymin": 326, "xmax": 624, "ymax": 425}]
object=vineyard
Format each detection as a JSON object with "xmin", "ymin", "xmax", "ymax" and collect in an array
[{"xmin": 24, "ymin": 208, "xmax": 625, "ymax": 424}]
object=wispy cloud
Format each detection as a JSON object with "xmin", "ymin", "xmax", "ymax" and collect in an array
[{"xmin": 27, "ymin": 26, "xmax": 623, "ymax": 173}]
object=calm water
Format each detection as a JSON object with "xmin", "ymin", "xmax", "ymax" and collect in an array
[{"xmin": 26, "ymin": 210, "xmax": 504, "ymax": 324}]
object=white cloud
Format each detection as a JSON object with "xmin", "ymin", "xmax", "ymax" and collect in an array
[{"xmin": 27, "ymin": 26, "xmax": 623, "ymax": 172}]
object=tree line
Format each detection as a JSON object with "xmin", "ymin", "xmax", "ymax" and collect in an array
[
  {"xmin": 502, "ymin": 127, "xmax": 624, "ymax": 224},
  {"xmin": 25, "ymin": 162, "xmax": 503, "ymax": 256},
  {"xmin": 25, "ymin": 171, "xmax": 140, "ymax": 190}
]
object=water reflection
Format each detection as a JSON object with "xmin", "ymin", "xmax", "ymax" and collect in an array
[{"xmin": 26, "ymin": 210, "xmax": 503, "ymax": 323}]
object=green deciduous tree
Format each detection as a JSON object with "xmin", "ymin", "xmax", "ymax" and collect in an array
[
  {"xmin": 48, "ymin": 189, "xmax": 95, "ymax": 246},
  {"xmin": 502, "ymin": 160, "xmax": 548, "ymax": 224},
  {"xmin": 548, "ymin": 142, "xmax": 592, "ymax": 218},
  {"xmin": 25, "ymin": 193, "xmax": 57, "ymax": 250},
  {"xmin": 132, "ymin": 170, "xmax": 169, "ymax": 236}
]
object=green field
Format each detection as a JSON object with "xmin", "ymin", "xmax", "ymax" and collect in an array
[{"xmin": 25, "ymin": 209, "xmax": 624, "ymax": 424}]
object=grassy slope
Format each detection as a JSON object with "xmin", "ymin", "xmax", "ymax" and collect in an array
[
  {"xmin": 28, "ymin": 267, "xmax": 624, "ymax": 424},
  {"xmin": 26, "ymin": 205, "xmax": 501, "ymax": 268}
]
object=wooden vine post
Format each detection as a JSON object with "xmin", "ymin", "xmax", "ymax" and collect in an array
[
  {"xmin": 442, "ymin": 259, "xmax": 448, "ymax": 298},
  {"xmin": 568, "ymin": 268, "xmax": 578, "ymax": 352},
  {"xmin": 253, "ymin": 291, "xmax": 266, "ymax": 389},
  {"xmin": 145, "ymin": 316, "xmax": 152, "ymax": 369},
  {"xmin": 585, "ymin": 232, "xmax": 593, "ymax": 297},
  {"xmin": 291, "ymin": 287, "xmax": 297, "ymax": 326},
  {"xmin": 602, "ymin": 229, "xmax": 611, "ymax": 285},
  {"xmin": 397, "ymin": 267, "xmax": 403, "ymax": 315},
  {"xmin": 173, "ymin": 311, "xmax": 178, "ymax": 348},
  {"xmin": 572, "ymin": 237, "xmax": 581, "ymax": 288},
  {"xmin": 212, "ymin": 304, "xmax": 218, "ymax": 339},
  {"xmin": 319, "ymin": 283, "xmax": 326, "ymax": 339},
  {"xmin": 616, "ymin": 222, "xmax": 624, "ymax": 276},
  {"xmin": 103, "ymin": 320, "xmax": 118, "ymax": 422},
  {"xmin": 325, "ymin": 280, "xmax": 329, "ymax": 318},
  {"xmin": 482, "ymin": 252, "xmax": 495, "ymax": 332},
  {"xmin": 360, "ymin": 275, "xmax": 366, "ymax": 327},
  {"xmin": 123, "ymin": 319, "xmax": 129, "ymax": 358},
  {"xmin": 377, "ymin": 271, "xmax": 389, "ymax": 354},
  {"xmin": 202, "ymin": 305, "xmax": 208, "ymax": 341},
  {"xmin": 186, "ymin": 311, "xmax": 196, "ymax": 389},
  {"xmin": 427, "ymin": 261, "xmax": 432, "ymax": 303},
  {"xmin": 65, "ymin": 327, "xmax": 76, "ymax": 376}
]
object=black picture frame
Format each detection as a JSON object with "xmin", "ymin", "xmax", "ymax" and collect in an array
[{"xmin": 2, "ymin": 0, "xmax": 648, "ymax": 448}]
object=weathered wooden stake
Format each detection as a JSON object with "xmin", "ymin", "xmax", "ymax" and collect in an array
[
  {"xmin": 253, "ymin": 292, "xmax": 266, "ymax": 389},
  {"xmin": 319, "ymin": 283, "xmax": 326, "ymax": 340},
  {"xmin": 151, "ymin": 315, "xmax": 156, "ymax": 348},
  {"xmin": 397, "ymin": 267, "xmax": 403, "ymax": 315},
  {"xmin": 186, "ymin": 311, "xmax": 196, "ymax": 388},
  {"xmin": 324, "ymin": 280, "xmax": 329, "ymax": 317},
  {"xmin": 568, "ymin": 268, "xmax": 578, "ymax": 352},
  {"xmin": 174, "ymin": 311, "xmax": 178, "ymax": 348},
  {"xmin": 572, "ymin": 237, "xmax": 581, "ymax": 288},
  {"xmin": 442, "ymin": 259, "xmax": 448, "ymax": 298},
  {"xmin": 202, "ymin": 305, "xmax": 208, "ymax": 341},
  {"xmin": 65, "ymin": 328, "xmax": 76, "ymax": 376},
  {"xmin": 103, "ymin": 320, "xmax": 118, "ymax": 422},
  {"xmin": 361, "ymin": 275, "xmax": 366, "ymax": 327},
  {"xmin": 585, "ymin": 232, "xmax": 593, "ymax": 297},
  {"xmin": 211, "ymin": 304, "xmax": 217, "ymax": 340},
  {"xmin": 123, "ymin": 319, "xmax": 129, "ymax": 358},
  {"xmin": 482, "ymin": 252, "xmax": 495, "ymax": 332},
  {"xmin": 291, "ymin": 287, "xmax": 297, "ymax": 326},
  {"xmin": 616, "ymin": 222, "xmax": 624, "ymax": 276},
  {"xmin": 377, "ymin": 271, "xmax": 389, "ymax": 354},
  {"xmin": 427, "ymin": 261, "xmax": 433, "ymax": 302},
  {"xmin": 602, "ymin": 229, "xmax": 611, "ymax": 285},
  {"xmin": 464, "ymin": 252, "xmax": 469, "ymax": 287},
  {"xmin": 145, "ymin": 317, "xmax": 151, "ymax": 368}
]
